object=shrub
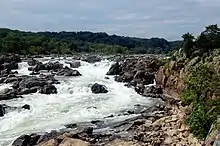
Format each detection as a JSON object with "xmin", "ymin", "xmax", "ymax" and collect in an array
[{"xmin": 182, "ymin": 64, "xmax": 220, "ymax": 139}]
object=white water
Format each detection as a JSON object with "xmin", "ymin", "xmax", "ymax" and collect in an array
[{"xmin": 0, "ymin": 58, "xmax": 155, "ymax": 146}]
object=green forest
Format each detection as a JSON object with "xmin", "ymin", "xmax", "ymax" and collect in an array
[{"xmin": 0, "ymin": 28, "xmax": 181, "ymax": 55}]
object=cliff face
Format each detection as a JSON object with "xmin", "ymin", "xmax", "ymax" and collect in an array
[
  {"xmin": 156, "ymin": 49, "xmax": 220, "ymax": 99},
  {"xmin": 156, "ymin": 49, "xmax": 220, "ymax": 145}
]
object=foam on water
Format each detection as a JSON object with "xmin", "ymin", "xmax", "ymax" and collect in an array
[{"xmin": 0, "ymin": 58, "xmax": 154, "ymax": 145}]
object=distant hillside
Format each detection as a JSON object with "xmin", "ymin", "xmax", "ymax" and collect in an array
[{"xmin": 0, "ymin": 28, "xmax": 181, "ymax": 55}]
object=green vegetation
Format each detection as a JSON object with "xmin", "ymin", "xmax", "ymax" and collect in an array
[
  {"xmin": 177, "ymin": 24, "xmax": 220, "ymax": 139},
  {"xmin": 182, "ymin": 33, "xmax": 194, "ymax": 58},
  {"xmin": 0, "ymin": 28, "xmax": 179, "ymax": 55},
  {"xmin": 181, "ymin": 65, "xmax": 220, "ymax": 139},
  {"xmin": 181, "ymin": 24, "xmax": 220, "ymax": 58}
]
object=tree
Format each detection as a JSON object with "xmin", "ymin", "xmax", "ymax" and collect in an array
[
  {"xmin": 182, "ymin": 33, "xmax": 194, "ymax": 58},
  {"xmin": 196, "ymin": 24, "xmax": 220, "ymax": 53}
]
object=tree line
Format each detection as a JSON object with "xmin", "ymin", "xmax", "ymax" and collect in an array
[
  {"xmin": 182, "ymin": 24, "xmax": 220, "ymax": 58},
  {"xmin": 0, "ymin": 28, "xmax": 180, "ymax": 55}
]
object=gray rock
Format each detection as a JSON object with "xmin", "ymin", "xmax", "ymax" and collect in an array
[{"xmin": 91, "ymin": 83, "xmax": 108, "ymax": 94}]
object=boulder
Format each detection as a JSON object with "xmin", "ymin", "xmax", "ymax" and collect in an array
[
  {"xmin": 2, "ymin": 61, "xmax": 19, "ymax": 70},
  {"xmin": 18, "ymin": 77, "xmax": 48, "ymax": 89},
  {"xmin": 0, "ymin": 104, "xmax": 31, "ymax": 117},
  {"xmin": 44, "ymin": 61, "xmax": 63, "ymax": 72},
  {"xmin": 33, "ymin": 62, "xmax": 45, "ymax": 72},
  {"xmin": 22, "ymin": 104, "xmax": 31, "ymax": 110},
  {"xmin": 12, "ymin": 134, "xmax": 40, "ymax": 146},
  {"xmin": 4, "ymin": 77, "xmax": 20, "ymax": 83},
  {"xmin": 39, "ymin": 84, "xmax": 57, "ymax": 94},
  {"xmin": 18, "ymin": 87, "xmax": 38, "ymax": 95},
  {"xmin": 0, "ymin": 94, "xmax": 22, "ymax": 101},
  {"xmin": 107, "ymin": 57, "xmax": 161, "ymax": 87},
  {"xmin": 56, "ymin": 67, "xmax": 81, "ymax": 76},
  {"xmin": 32, "ymin": 61, "xmax": 63, "ymax": 72},
  {"xmin": 91, "ymin": 83, "xmax": 108, "ymax": 94},
  {"xmin": 27, "ymin": 58, "xmax": 40, "ymax": 66},
  {"xmin": 0, "ymin": 54, "xmax": 21, "ymax": 64},
  {"xmin": 28, "ymin": 67, "xmax": 33, "ymax": 71},
  {"xmin": 0, "ymin": 104, "xmax": 6, "ymax": 117},
  {"xmin": 83, "ymin": 56, "xmax": 101, "ymax": 63},
  {"xmin": 11, "ymin": 135, "xmax": 31, "ymax": 146},
  {"xmin": 106, "ymin": 62, "xmax": 121, "ymax": 75},
  {"xmin": 59, "ymin": 138, "xmax": 90, "ymax": 146},
  {"xmin": 67, "ymin": 61, "xmax": 81, "ymax": 68}
]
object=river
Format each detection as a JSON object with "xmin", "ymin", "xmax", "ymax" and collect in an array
[{"xmin": 0, "ymin": 57, "xmax": 155, "ymax": 145}]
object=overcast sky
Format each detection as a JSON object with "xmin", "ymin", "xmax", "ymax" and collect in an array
[{"xmin": 0, "ymin": 0, "xmax": 220, "ymax": 40}]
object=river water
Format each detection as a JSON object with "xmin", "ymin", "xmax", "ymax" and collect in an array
[{"xmin": 0, "ymin": 58, "xmax": 155, "ymax": 145}]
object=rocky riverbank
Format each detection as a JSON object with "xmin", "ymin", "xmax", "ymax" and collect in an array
[{"xmin": 6, "ymin": 54, "xmax": 204, "ymax": 146}]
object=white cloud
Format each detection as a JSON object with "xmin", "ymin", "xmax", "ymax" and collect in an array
[{"xmin": 0, "ymin": 0, "xmax": 219, "ymax": 40}]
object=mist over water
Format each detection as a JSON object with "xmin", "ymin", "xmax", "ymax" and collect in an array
[{"xmin": 0, "ymin": 58, "xmax": 154, "ymax": 145}]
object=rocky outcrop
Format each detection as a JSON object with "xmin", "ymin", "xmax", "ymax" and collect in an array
[
  {"xmin": 12, "ymin": 128, "xmax": 93, "ymax": 146},
  {"xmin": 0, "ymin": 55, "xmax": 21, "ymax": 77},
  {"xmin": 56, "ymin": 67, "xmax": 81, "ymax": 76},
  {"xmin": 33, "ymin": 61, "xmax": 63, "ymax": 72},
  {"xmin": 27, "ymin": 58, "xmax": 40, "ymax": 66},
  {"xmin": 39, "ymin": 84, "xmax": 57, "ymax": 94},
  {"xmin": 66, "ymin": 61, "xmax": 81, "ymax": 68},
  {"xmin": 0, "ymin": 104, "xmax": 30, "ymax": 117},
  {"xmin": 83, "ymin": 56, "xmax": 101, "ymax": 63},
  {"xmin": 156, "ymin": 60, "xmax": 186, "ymax": 98},
  {"xmin": 135, "ymin": 85, "xmax": 164, "ymax": 100},
  {"xmin": 107, "ymin": 56, "xmax": 161, "ymax": 86},
  {"xmin": 91, "ymin": 83, "xmax": 108, "ymax": 94},
  {"xmin": 128, "ymin": 99, "xmax": 201, "ymax": 146},
  {"xmin": 0, "ymin": 75, "xmax": 59, "ymax": 97}
]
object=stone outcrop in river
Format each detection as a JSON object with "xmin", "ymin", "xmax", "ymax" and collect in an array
[
  {"xmin": 107, "ymin": 56, "xmax": 161, "ymax": 86},
  {"xmin": 91, "ymin": 83, "xmax": 108, "ymax": 94},
  {"xmin": 0, "ymin": 104, "xmax": 30, "ymax": 117}
]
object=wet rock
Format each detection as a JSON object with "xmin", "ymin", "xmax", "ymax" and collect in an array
[
  {"xmin": 0, "ymin": 104, "xmax": 6, "ymax": 117},
  {"xmin": 27, "ymin": 58, "xmax": 40, "ymax": 66},
  {"xmin": 19, "ymin": 76, "xmax": 48, "ymax": 89},
  {"xmin": 33, "ymin": 61, "xmax": 63, "ymax": 72},
  {"xmin": 67, "ymin": 61, "xmax": 81, "ymax": 68},
  {"xmin": 56, "ymin": 67, "xmax": 81, "ymax": 76},
  {"xmin": 106, "ymin": 62, "xmax": 121, "ymax": 75},
  {"xmin": 91, "ymin": 83, "xmax": 108, "ymax": 94},
  {"xmin": 107, "ymin": 57, "xmax": 161, "ymax": 86},
  {"xmin": 0, "ymin": 94, "xmax": 22, "ymax": 101},
  {"xmin": 29, "ymin": 71, "xmax": 40, "ymax": 75},
  {"xmin": 33, "ymin": 62, "xmax": 45, "ymax": 72},
  {"xmin": 44, "ymin": 61, "xmax": 63, "ymax": 72},
  {"xmin": 12, "ymin": 135, "xmax": 31, "ymax": 146},
  {"xmin": 18, "ymin": 87, "xmax": 38, "ymax": 95},
  {"xmin": 0, "ymin": 54, "xmax": 21, "ymax": 64},
  {"xmin": 39, "ymin": 84, "xmax": 57, "ymax": 94},
  {"xmin": 39, "ymin": 74, "xmax": 60, "ymax": 84},
  {"xmin": 65, "ymin": 123, "xmax": 77, "ymax": 129},
  {"xmin": 142, "ymin": 86, "xmax": 164, "ymax": 100},
  {"xmin": 12, "ymin": 134, "xmax": 41, "ymax": 146},
  {"xmin": 22, "ymin": 104, "xmax": 31, "ymax": 110},
  {"xmin": 4, "ymin": 77, "xmax": 20, "ymax": 83},
  {"xmin": 28, "ymin": 67, "xmax": 33, "ymax": 71},
  {"xmin": 2, "ymin": 61, "xmax": 19, "ymax": 70},
  {"xmin": 83, "ymin": 56, "xmax": 101, "ymax": 63},
  {"xmin": 0, "ymin": 104, "xmax": 31, "ymax": 117},
  {"xmin": 143, "ymin": 86, "xmax": 163, "ymax": 95}
]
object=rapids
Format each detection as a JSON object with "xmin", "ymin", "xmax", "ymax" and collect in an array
[{"xmin": 0, "ymin": 57, "xmax": 156, "ymax": 145}]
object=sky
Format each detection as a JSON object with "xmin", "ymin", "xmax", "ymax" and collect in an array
[{"xmin": 0, "ymin": 0, "xmax": 220, "ymax": 40}]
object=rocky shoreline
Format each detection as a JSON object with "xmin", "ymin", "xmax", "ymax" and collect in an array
[{"xmin": 0, "ymin": 54, "xmax": 202, "ymax": 146}]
